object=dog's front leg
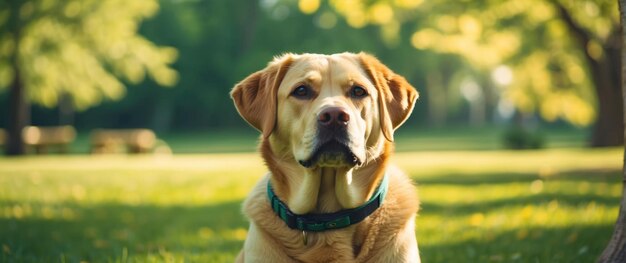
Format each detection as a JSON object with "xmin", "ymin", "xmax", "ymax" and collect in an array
[
  {"xmin": 364, "ymin": 215, "xmax": 421, "ymax": 263},
  {"xmin": 242, "ymin": 223, "xmax": 297, "ymax": 263}
]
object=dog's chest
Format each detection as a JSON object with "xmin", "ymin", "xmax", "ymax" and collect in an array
[
  {"xmin": 291, "ymin": 235, "xmax": 356, "ymax": 262},
  {"xmin": 287, "ymin": 227, "xmax": 373, "ymax": 263}
]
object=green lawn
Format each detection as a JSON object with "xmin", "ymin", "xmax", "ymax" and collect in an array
[{"xmin": 0, "ymin": 146, "xmax": 622, "ymax": 262}]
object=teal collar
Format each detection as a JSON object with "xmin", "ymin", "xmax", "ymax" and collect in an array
[{"xmin": 267, "ymin": 174, "xmax": 389, "ymax": 232}]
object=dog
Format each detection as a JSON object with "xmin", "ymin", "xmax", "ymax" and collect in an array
[{"xmin": 231, "ymin": 52, "xmax": 420, "ymax": 263}]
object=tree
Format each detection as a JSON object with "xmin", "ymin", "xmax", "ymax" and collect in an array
[
  {"xmin": 596, "ymin": 1, "xmax": 626, "ymax": 261},
  {"xmin": 550, "ymin": 0, "xmax": 622, "ymax": 147},
  {"xmin": 301, "ymin": 0, "xmax": 622, "ymax": 146},
  {"xmin": 96, "ymin": 0, "xmax": 403, "ymax": 132},
  {"xmin": 0, "ymin": 0, "xmax": 178, "ymax": 155}
]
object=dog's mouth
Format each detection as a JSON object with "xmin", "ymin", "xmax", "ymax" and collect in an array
[{"xmin": 298, "ymin": 140, "xmax": 361, "ymax": 168}]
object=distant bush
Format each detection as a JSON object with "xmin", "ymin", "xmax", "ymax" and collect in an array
[{"xmin": 502, "ymin": 128, "xmax": 545, "ymax": 150}]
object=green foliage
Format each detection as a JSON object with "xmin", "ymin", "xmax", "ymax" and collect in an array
[
  {"xmin": 72, "ymin": 0, "xmax": 423, "ymax": 131},
  {"xmin": 502, "ymin": 127, "xmax": 545, "ymax": 150},
  {"xmin": 311, "ymin": 0, "xmax": 618, "ymax": 127},
  {"xmin": 0, "ymin": 0, "xmax": 178, "ymax": 110},
  {"xmin": 0, "ymin": 148, "xmax": 621, "ymax": 262},
  {"xmin": 0, "ymin": 0, "xmax": 613, "ymax": 133}
]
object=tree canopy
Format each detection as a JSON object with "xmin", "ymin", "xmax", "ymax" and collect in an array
[
  {"xmin": 0, "ymin": 0, "xmax": 178, "ymax": 110},
  {"xmin": 0, "ymin": 0, "xmax": 620, "ymax": 148},
  {"xmin": 302, "ymin": 0, "xmax": 616, "ymax": 128}
]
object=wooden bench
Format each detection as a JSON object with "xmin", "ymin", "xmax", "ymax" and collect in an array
[
  {"xmin": 22, "ymin": 125, "xmax": 76, "ymax": 154},
  {"xmin": 90, "ymin": 129, "xmax": 156, "ymax": 154}
]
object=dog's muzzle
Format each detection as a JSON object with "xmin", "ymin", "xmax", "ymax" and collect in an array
[{"xmin": 299, "ymin": 107, "xmax": 362, "ymax": 168}]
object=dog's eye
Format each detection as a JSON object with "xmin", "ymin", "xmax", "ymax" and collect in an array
[
  {"xmin": 350, "ymin": 86, "xmax": 368, "ymax": 98},
  {"xmin": 291, "ymin": 85, "xmax": 312, "ymax": 99}
]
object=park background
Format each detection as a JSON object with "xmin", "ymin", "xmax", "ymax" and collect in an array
[{"xmin": 0, "ymin": 0, "xmax": 624, "ymax": 262}]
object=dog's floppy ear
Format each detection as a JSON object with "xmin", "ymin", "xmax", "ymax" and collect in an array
[
  {"xmin": 231, "ymin": 55, "xmax": 293, "ymax": 139},
  {"xmin": 359, "ymin": 53, "xmax": 418, "ymax": 142}
]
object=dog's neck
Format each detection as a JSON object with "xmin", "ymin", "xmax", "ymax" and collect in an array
[{"xmin": 262, "ymin": 138, "xmax": 390, "ymax": 214}]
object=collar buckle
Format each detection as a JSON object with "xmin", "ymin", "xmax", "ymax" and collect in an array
[{"xmin": 297, "ymin": 216, "xmax": 351, "ymax": 231}]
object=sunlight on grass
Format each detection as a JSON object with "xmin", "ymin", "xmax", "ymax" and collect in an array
[
  {"xmin": 408, "ymin": 148, "xmax": 622, "ymax": 262},
  {"xmin": 0, "ymin": 154, "xmax": 265, "ymax": 206},
  {"xmin": 0, "ymin": 148, "xmax": 622, "ymax": 262}
]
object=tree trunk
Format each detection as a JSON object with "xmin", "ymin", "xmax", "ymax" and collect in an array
[
  {"xmin": 425, "ymin": 71, "xmax": 447, "ymax": 127},
  {"xmin": 590, "ymin": 30, "xmax": 623, "ymax": 147},
  {"xmin": 5, "ymin": 0, "xmax": 28, "ymax": 156},
  {"xmin": 233, "ymin": 0, "xmax": 259, "ymax": 56},
  {"xmin": 553, "ymin": 0, "xmax": 624, "ymax": 147},
  {"xmin": 6, "ymin": 66, "xmax": 28, "ymax": 156},
  {"xmin": 596, "ymin": 0, "xmax": 626, "ymax": 261},
  {"xmin": 58, "ymin": 93, "xmax": 74, "ymax": 126}
]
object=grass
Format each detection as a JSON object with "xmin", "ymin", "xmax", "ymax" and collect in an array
[
  {"xmin": 398, "ymin": 149, "xmax": 622, "ymax": 262},
  {"xmin": 0, "ymin": 154, "xmax": 265, "ymax": 262},
  {"xmin": 0, "ymin": 126, "xmax": 622, "ymax": 262},
  {"xmin": 0, "ymin": 147, "xmax": 622, "ymax": 262}
]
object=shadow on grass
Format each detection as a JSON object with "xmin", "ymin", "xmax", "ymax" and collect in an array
[
  {"xmin": 415, "ymin": 168, "xmax": 621, "ymax": 215},
  {"xmin": 414, "ymin": 168, "xmax": 621, "ymax": 186},
  {"xmin": 0, "ymin": 167, "xmax": 619, "ymax": 262},
  {"xmin": 419, "ymin": 224, "xmax": 612, "ymax": 263},
  {"xmin": 414, "ymin": 168, "xmax": 620, "ymax": 262},
  {"xmin": 0, "ymin": 200, "xmax": 246, "ymax": 262},
  {"xmin": 420, "ymin": 192, "xmax": 620, "ymax": 218}
]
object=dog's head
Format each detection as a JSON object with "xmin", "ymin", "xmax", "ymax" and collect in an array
[{"xmin": 231, "ymin": 52, "xmax": 418, "ymax": 169}]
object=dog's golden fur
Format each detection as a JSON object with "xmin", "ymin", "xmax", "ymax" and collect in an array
[{"xmin": 231, "ymin": 52, "xmax": 420, "ymax": 262}]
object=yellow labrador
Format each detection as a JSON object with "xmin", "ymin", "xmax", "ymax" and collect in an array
[{"xmin": 231, "ymin": 52, "xmax": 420, "ymax": 263}]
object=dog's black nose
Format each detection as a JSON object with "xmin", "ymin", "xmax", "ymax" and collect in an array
[{"xmin": 318, "ymin": 107, "xmax": 350, "ymax": 127}]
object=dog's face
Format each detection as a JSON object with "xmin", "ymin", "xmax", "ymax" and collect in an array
[{"xmin": 232, "ymin": 53, "xmax": 417, "ymax": 169}]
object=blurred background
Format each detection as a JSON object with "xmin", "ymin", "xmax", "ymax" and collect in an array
[
  {"xmin": 0, "ymin": 0, "xmax": 621, "ymax": 154},
  {"xmin": 0, "ymin": 0, "xmax": 624, "ymax": 262}
]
